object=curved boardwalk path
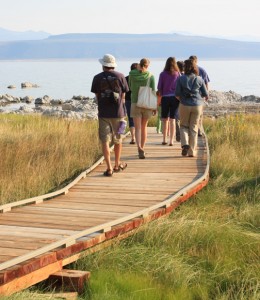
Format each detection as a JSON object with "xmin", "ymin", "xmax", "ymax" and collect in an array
[{"xmin": 0, "ymin": 128, "xmax": 209, "ymax": 295}]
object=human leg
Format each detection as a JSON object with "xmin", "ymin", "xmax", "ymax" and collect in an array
[
  {"xmin": 175, "ymin": 118, "xmax": 181, "ymax": 142},
  {"xmin": 125, "ymin": 101, "xmax": 135, "ymax": 143},
  {"xmin": 198, "ymin": 107, "xmax": 204, "ymax": 136},
  {"xmin": 129, "ymin": 127, "xmax": 135, "ymax": 144},
  {"xmin": 179, "ymin": 104, "xmax": 191, "ymax": 148},
  {"xmin": 99, "ymin": 118, "xmax": 113, "ymax": 174},
  {"xmin": 161, "ymin": 96, "xmax": 170, "ymax": 144},
  {"xmin": 141, "ymin": 117, "xmax": 149, "ymax": 150},
  {"xmin": 162, "ymin": 118, "xmax": 168, "ymax": 144},
  {"xmin": 168, "ymin": 118, "xmax": 175, "ymax": 146},
  {"xmin": 113, "ymin": 143, "xmax": 122, "ymax": 170},
  {"xmin": 133, "ymin": 117, "xmax": 142, "ymax": 150},
  {"xmin": 156, "ymin": 105, "xmax": 162, "ymax": 133},
  {"xmin": 101, "ymin": 142, "xmax": 113, "ymax": 175},
  {"xmin": 170, "ymin": 97, "xmax": 180, "ymax": 142},
  {"xmin": 188, "ymin": 105, "xmax": 203, "ymax": 157}
]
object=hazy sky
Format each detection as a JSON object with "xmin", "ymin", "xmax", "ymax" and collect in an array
[{"xmin": 1, "ymin": 0, "xmax": 260, "ymax": 38}]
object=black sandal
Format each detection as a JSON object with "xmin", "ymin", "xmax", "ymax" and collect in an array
[
  {"xmin": 113, "ymin": 162, "xmax": 127, "ymax": 173},
  {"xmin": 103, "ymin": 169, "xmax": 113, "ymax": 177}
]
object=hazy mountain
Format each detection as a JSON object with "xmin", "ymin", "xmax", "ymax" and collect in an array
[
  {"xmin": 170, "ymin": 31, "xmax": 260, "ymax": 42},
  {"xmin": 0, "ymin": 27, "xmax": 50, "ymax": 41},
  {"xmin": 0, "ymin": 33, "xmax": 259, "ymax": 59}
]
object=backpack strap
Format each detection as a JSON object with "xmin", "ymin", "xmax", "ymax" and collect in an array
[{"xmin": 104, "ymin": 73, "xmax": 114, "ymax": 91}]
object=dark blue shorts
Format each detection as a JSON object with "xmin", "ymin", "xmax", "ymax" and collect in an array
[
  {"xmin": 125, "ymin": 100, "xmax": 134, "ymax": 127},
  {"xmin": 161, "ymin": 96, "xmax": 179, "ymax": 119}
]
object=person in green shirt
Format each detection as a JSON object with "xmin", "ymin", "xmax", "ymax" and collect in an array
[{"xmin": 129, "ymin": 58, "xmax": 156, "ymax": 159}]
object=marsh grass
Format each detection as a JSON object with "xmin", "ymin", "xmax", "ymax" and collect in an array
[
  {"xmin": 2, "ymin": 114, "xmax": 260, "ymax": 299},
  {"xmin": 0, "ymin": 115, "xmax": 100, "ymax": 204}
]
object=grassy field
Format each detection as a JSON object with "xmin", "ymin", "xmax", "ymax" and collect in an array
[
  {"xmin": 1, "ymin": 114, "xmax": 260, "ymax": 300},
  {"xmin": 0, "ymin": 115, "xmax": 100, "ymax": 205}
]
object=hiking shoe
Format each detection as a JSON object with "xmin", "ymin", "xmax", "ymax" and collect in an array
[
  {"xmin": 181, "ymin": 145, "xmax": 190, "ymax": 156},
  {"xmin": 138, "ymin": 149, "xmax": 146, "ymax": 159}
]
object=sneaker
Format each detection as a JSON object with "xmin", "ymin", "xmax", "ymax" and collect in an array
[
  {"xmin": 138, "ymin": 149, "xmax": 146, "ymax": 159},
  {"xmin": 181, "ymin": 145, "xmax": 190, "ymax": 156}
]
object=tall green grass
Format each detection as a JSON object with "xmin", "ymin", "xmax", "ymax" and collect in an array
[{"xmin": 2, "ymin": 114, "xmax": 260, "ymax": 299}]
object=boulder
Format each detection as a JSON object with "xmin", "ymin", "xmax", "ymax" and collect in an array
[
  {"xmin": 18, "ymin": 105, "xmax": 35, "ymax": 113},
  {"xmin": 242, "ymin": 95, "xmax": 260, "ymax": 103},
  {"xmin": 35, "ymin": 95, "xmax": 51, "ymax": 105},
  {"xmin": 22, "ymin": 96, "xmax": 34, "ymax": 103},
  {"xmin": 1, "ymin": 94, "xmax": 20, "ymax": 103},
  {"xmin": 72, "ymin": 95, "xmax": 89, "ymax": 100},
  {"xmin": 50, "ymin": 99, "xmax": 64, "ymax": 106},
  {"xmin": 209, "ymin": 90, "xmax": 242, "ymax": 105},
  {"xmin": 21, "ymin": 82, "xmax": 39, "ymax": 88}
]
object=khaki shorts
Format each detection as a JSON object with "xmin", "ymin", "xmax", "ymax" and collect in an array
[
  {"xmin": 99, "ymin": 118, "xmax": 124, "ymax": 144},
  {"xmin": 130, "ymin": 103, "xmax": 153, "ymax": 119}
]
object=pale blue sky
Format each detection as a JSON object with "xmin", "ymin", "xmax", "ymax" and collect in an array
[{"xmin": 1, "ymin": 0, "xmax": 260, "ymax": 39}]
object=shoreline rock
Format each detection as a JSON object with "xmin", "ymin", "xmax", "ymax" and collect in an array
[
  {"xmin": 21, "ymin": 82, "xmax": 40, "ymax": 88},
  {"xmin": 0, "ymin": 90, "xmax": 260, "ymax": 119}
]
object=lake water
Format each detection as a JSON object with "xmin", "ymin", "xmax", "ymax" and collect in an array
[{"xmin": 1, "ymin": 59, "xmax": 260, "ymax": 100}]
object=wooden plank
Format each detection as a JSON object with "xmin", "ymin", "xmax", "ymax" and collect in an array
[
  {"xmin": 0, "ymin": 220, "xmax": 90, "ymax": 231},
  {"xmin": 0, "ymin": 248, "xmax": 29, "ymax": 256},
  {"xmin": 11, "ymin": 206, "xmax": 128, "ymax": 218},
  {"xmin": 0, "ymin": 230, "xmax": 71, "ymax": 240},
  {"xmin": 0, "ymin": 217, "xmax": 113, "ymax": 229},
  {"xmin": 0, "ymin": 261, "xmax": 63, "ymax": 295},
  {"xmin": 0, "ymin": 240, "xmax": 53, "ymax": 250},
  {"xmin": 0, "ymin": 256, "xmax": 14, "ymax": 263},
  {"xmin": 3, "ymin": 212, "xmax": 120, "ymax": 222},
  {"xmin": 40, "ymin": 201, "xmax": 161, "ymax": 213},
  {"xmin": 0, "ymin": 225, "xmax": 78, "ymax": 236},
  {"xmin": 0, "ymin": 235, "xmax": 56, "ymax": 244}
]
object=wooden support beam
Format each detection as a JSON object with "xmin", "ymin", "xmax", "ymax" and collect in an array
[{"xmin": 48, "ymin": 269, "xmax": 90, "ymax": 295}]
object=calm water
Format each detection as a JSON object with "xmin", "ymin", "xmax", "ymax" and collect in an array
[{"xmin": 1, "ymin": 59, "xmax": 260, "ymax": 100}]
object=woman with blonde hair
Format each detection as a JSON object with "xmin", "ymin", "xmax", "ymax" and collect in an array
[
  {"xmin": 157, "ymin": 57, "xmax": 180, "ymax": 146},
  {"xmin": 129, "ymin": 58, "xmax": 156, "ymax": 159}
]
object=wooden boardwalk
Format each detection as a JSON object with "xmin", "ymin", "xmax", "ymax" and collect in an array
[{"xmin": 0, "ymin": 128, "xmax": 209, "ymax": 295}]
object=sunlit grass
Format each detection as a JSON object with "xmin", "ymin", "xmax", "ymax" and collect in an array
[
  {"xmin": 2, "ymin": 114, "xmax": 260, "ymax": 300},
  {"xmin": 0, "ymin": 115, "xmax": 100, "ymax": 204}
]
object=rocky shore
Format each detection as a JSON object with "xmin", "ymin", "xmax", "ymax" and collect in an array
[{"xmin": 0, "ymin": 90, "xmax": 259, "ymax": 120}]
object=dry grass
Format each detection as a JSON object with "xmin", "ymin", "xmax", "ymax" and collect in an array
[{"xmin": 0, "ymin": 115, "xmax": 100, "ymax": 204}]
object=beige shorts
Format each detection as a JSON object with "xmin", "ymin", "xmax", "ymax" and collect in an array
[
  {"xmin": 99, "ymin": 118, "xmax": 124, "ymax": 144},
  {"xmin": 130, "ymin": 103, "xmax": 153, "ymax": 119}
]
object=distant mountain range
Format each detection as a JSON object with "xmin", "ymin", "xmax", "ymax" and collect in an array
[
  {"xmin": 0, "ymin": 31, "xmax": 260, "ymax": 60},
  {"xmin": 0, "ymin": 27, "xmax": 50, "ymax": 41}
]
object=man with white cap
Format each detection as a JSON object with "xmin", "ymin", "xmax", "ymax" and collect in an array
[{"xmin": 91, "ymin": 54, "xmax": 129, "ymax": 176}]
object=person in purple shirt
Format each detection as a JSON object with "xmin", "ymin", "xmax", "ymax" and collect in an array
[
  {"xmin": 189, "ymin": 55, "xmax": 210, "ymax": 136},
  {"xmin": 157, "ymin": 57, "xmax": 180, "ymax": 146}
]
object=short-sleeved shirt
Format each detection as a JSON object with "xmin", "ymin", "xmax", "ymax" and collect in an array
[
  {"xmin": 157, "ymin": 70, "xmax": 180, "ymax": 96},
  {"xmin": 198, "ymin": 66, "xmax": 210, "ymax": 85},
  {"xmin": 91, "ymin": 70, "xmax": 129, "ymax": 118}
]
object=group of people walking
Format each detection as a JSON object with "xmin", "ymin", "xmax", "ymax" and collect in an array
[{"xmin": 91, "ymin": 54, "xmax": 209, "ymax": 177}]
